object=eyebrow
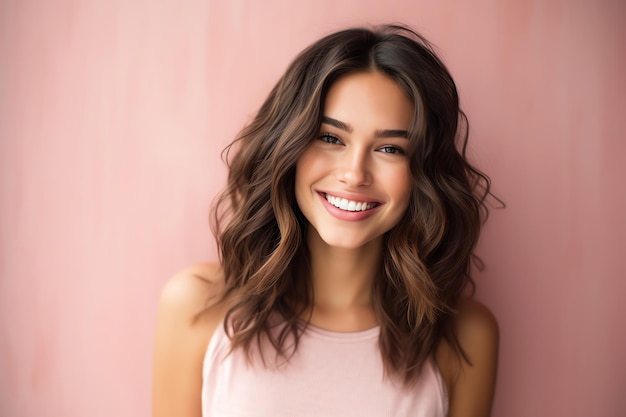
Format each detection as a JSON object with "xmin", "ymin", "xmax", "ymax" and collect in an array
[{"xmin": 321, "ymin": 116, "xmax": 409, "ymax": 139}]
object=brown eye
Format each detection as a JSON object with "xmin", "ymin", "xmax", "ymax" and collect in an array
[
  {"xmin": 378, "ymin": 145, "xmax": 406, "ymax": 155},
  {"xmin": 319, "ymin": 133, "xmax": 342, "ymax": 145}
]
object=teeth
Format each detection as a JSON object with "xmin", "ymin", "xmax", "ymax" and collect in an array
[{"xmin": 325, "ymin": 193, "xmax": 376, "ymax": 212}]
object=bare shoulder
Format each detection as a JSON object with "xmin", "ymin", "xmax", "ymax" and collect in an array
[
  {"xmin": 152, "ymin": 262, "xmax": 228, "ymax": 417},
  {"xmin": 159, "ymin": 262, "xmax": 226, "ymax": 317},
  {"xmin": 436, "ymin": 298, "xmax": 499, "ymax": 417},
  {"xmin": 453, "ymin": 298, "xmax": 499, "ymax": 348}
]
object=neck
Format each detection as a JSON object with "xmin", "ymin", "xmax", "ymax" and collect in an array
[{"xmin": 304, "ymin": 228, "xmax": 382, "ymax": 330}]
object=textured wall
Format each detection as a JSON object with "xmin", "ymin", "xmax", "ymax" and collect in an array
[{"xmin": 1, "ymin": 1, "xmax": 624, "ymax": 416}]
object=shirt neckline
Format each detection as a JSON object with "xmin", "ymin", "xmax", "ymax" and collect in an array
[{"xmin": 302, "ymin": 321, "xmax": 380, "ymax": 341}]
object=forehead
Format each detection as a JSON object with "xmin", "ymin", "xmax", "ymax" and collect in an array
[{"xmin": 323, "ymin": 71, "xmax": 414, "ymax": 130}]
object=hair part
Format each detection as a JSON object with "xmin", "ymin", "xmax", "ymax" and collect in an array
[{"xmin": 210, "ymin": 24, "xmax": 492, "ymax": 386}]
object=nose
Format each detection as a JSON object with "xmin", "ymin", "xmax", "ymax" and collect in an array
[{"xmin": 336, "ymin": 147, "xmax": 372, "ymax": 187}]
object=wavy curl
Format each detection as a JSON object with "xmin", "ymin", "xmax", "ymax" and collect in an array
[{"xmin": 210, "ymin": 24, "xmax": 492, "ymax": 385}]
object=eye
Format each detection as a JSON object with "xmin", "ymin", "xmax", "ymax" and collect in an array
[
  {"xmin": 378, "ymin": 145, "xmax": 406, "ymax": 155},
  {"xmin": 319, "ymin": 133, "xmax": 342, "ymax": 145}
]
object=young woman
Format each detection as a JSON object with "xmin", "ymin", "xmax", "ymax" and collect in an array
[{"xmin": 153, "ymin": 25, "xmax": 499, "ymax": 417}]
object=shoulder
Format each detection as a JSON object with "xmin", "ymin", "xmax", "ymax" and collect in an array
[
  {"xmin": 452, "ymin": 298, "xmax": 499, "ymax": 350},
  {"xmin": 159, "ymin": 262, "xmax": 226, "ymax": 316},
  {"xmin": 155, "ymin": 262, "xmax": 228, "ymax": 356},
  {"xmin": 436, "ymin": 298, "xmax": 499, "ymax": 417},
  {"xmin": 152, "ymin": 262, "xmax": 228, "ymax": 417}
]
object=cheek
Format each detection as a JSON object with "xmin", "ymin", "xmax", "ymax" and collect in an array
[
  {"xmin": 295, "ymin": 148, "xmax": 334, "ymax": 185},
  {"xmin": 387, "ymin": 165, "xmax": 413, "ymax": 207},
  {"xmin": 294, "ymin": 150, "xmax": 318, "ymax": 206},
  {"xmin": 294, "ymin": 164, "xmax": 307, "ymax": 208},
  {"xmin": 295, "ymin": 153, "xmax": 311, "ymax": 190}
]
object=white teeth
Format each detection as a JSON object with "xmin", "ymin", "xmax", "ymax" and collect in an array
[{"xmin": 325, "ymin": 194, "xmax": 376, "ymax": 212}]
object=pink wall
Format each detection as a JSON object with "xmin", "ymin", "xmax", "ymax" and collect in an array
[{"xmin": 1, "ymin": 1, "xmax": 624, "ymax": 416}]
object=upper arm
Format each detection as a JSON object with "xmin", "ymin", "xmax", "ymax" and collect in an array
[
  {"xmin": 438, "ymin": 299, "xmax": 499, "ymax": 417},
  {"xmin": 152, "ymin": 263, "xmax": 225, "ymax": 417}
]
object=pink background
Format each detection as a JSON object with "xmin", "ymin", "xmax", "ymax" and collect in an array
[{"xmin": 1, "ymin": 0, "xmax": 625, "ymax": 416}]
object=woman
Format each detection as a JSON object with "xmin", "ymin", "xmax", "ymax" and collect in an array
[{"xmin": 153, "ymin": 24, "xmax": 499, "ymax": 417}]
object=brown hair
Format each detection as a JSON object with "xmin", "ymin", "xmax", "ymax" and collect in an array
[{"xmin": 211, "ymin": 24, "xmax": 492, "ymax": 385}]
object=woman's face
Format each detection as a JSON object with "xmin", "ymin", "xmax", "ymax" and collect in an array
[{"xmin": 295, "ymin": 71, "xmax": 414, "ymax": 250}]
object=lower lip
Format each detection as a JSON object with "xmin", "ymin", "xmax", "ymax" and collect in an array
[{"xmin": 318, "ymin": 192, "xmax": 382, "ymax": 221}]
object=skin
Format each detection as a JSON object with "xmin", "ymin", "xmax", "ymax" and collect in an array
[
  {"xmin": 152, "ymin": 71, "xmax": 499, "ymax": 417},
  {"xmin": 293, "ymin": 71, "xmax": 413, "ymax": 330}
]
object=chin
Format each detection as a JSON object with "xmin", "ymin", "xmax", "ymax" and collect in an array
[{"xmin": 313, "ymin": 229, "xmax": 383, "ymax": 251}]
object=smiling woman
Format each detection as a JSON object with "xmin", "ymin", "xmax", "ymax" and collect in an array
[
  {"xmin": 295, "ymin": 71, "xmax": 413, "ymax": 250},
  {"xmin": 152, "ymin": 24, "xmax": 498, "ymax": 417}
]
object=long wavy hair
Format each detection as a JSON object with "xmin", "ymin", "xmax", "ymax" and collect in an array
[{"xmin": 210, "ymin": 24, "xmax": 492, "ymax": 386}]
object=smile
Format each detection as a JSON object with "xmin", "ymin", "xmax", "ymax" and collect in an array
[{"xmin": 324, "ymin": 193, "xmax": 378, "ymax": 212}]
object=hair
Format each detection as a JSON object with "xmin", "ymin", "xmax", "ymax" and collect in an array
[{"xmin": 210, "ymin": 24, "xmax": 492, "ymax": 386}]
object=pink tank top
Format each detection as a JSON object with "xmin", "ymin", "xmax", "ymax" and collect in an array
[{"xmin": 202, "ymin": 321, "xmax": 448, "ymax": 417}]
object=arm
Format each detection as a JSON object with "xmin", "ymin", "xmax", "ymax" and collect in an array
[
  {"xmin": 152, "ymin": 264, "xmax": 225, "ymax": 417},
  {"xmin": 437, "ymin": 299, "xmax": 499, "ymax": 417}
]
